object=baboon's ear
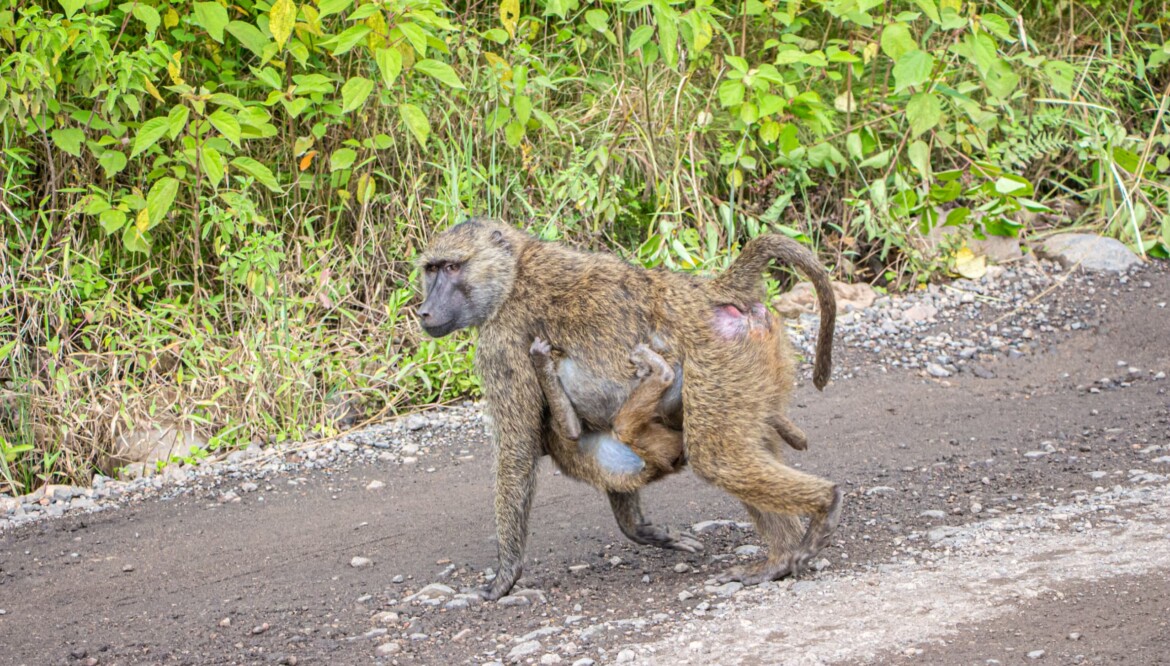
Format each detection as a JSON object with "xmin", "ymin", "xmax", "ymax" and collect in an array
[{"xmin": 490, "ymin": 229, "xmax": 511, "ymax": 252}]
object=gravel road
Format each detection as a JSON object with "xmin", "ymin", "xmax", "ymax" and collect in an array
[{"xmin": 1, "ymin": 259, "xmax": 1167, "ymax": 666}]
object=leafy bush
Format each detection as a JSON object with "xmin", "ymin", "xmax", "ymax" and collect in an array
[{"xmin": 1, "ymin": 0, "xmax": 1167, "ymax": 492}]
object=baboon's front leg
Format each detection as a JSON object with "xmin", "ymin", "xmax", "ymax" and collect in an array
[{"xmin": 607, "ymin": 490, "xmax": 704, "ymax": 553}]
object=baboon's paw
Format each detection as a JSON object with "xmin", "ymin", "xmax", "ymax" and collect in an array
[
  {"xmin": 717, "ymin": 560, "xmax": 793, "ymax": 586},
  {"xmin": 529, "ymin": 337, "xmax": 551, "ymax": 357},
  {"xmin": 479, "ymin": 562, "xmax": 523, "ymax": 601},
  {"xmin": 634, "ymin": 524, "xmax": 704, "ymax": 553},
  {"xmin": 630, "ymin": 344, "xmax": 673, "ymax": 383}
]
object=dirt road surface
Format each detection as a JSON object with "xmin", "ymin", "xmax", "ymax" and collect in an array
[{"xmin": 2, "ymin": 263, "xmax": 1168, "ymax": 666}]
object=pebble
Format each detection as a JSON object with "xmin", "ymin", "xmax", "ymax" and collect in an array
[
  {"xmin": 376, "ymin": 641, "xmax": 401, "ymax": 656},
  {"xmin": 1068, "ymin": 632, "xmax": 1081, "ymax": 640},
  {"xmin": 508, "ymin": 640, "xmax": 542, "ymax": 660},
  {"xmin": 920, "ymin": 510, "xmax": 947, "ymax": 519},
  {"xmin": 252, "ymin": 623, "xmax": 270, "ymax": 635},
  {"xmin": 571, "ymin": 659, "xmax": 596, "ymax": 666},
  {"xmin": 365, "ymin": 480, "xmax": 384, "ymax": 491},
  {"xmin": 541, "ymin": 655, "xmax": 562, "ymax": 665},
  {"xmin": 615, "ymin": 649, "xmax": 636, "ymax": 663},
  {"xmin": 734, "ymin": 545, "xmax": 761, "ymax": 557},
  {"xmin": 350, "ymin": 556, "xmax": 373, "ymax": 568},
  {"xmin": 1027, "ymin": 649, "xmax": 1046, "ymax": 659},
  {"xmin": 673, "ymin": 563, "xmax": 691, "ymax": 573},
  {"xmin": 498, "ymin": 595, "xmax": 531, "ymax": 607},
  {"xmin": 926, "ymin": 363, "xmax": 951, "ymax": 378},
  {"xmin": 707, "ymin": 581, "xmax": 743, "ymax": 597},
  {"xmin": 121, "ymin": 564, "xmax": 135, "ymax": 573},
  {"xmin": 865, "ymin": 486, "xmax": 896, "ymax": 496}
]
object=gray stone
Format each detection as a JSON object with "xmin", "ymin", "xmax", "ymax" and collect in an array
[
  {"xmin": 926, "ymin": 363, "xmax": 952, "ymax": 378},
  {"xmin": 615, "ymin": 649, "xmax": 636, "ymax": 663},
  {"xmin": 1027, "ymin": 649, "xmax": 1046, "ymax": 659},
  {"xmin": 407, "ymin": 582, "xmax": 454, "ymax": 601},
  {"xmin": 350, "ymin": 556, "xmax": 373, "ymax": 568},
  {"xmin": 865, "ymin": 486, "xmax": 896, "ymax": 496},
  {"xmin": 508, "ymin": 640, "xmax": 542, "ymax": 661},
  {"xmin": 691, "ymin": 519, "xmax": 738, "ymax": 534},
  {"xmin": 902, "ymin": 303, "xmax": 938, "ymax": 322},
  {"xmin": 1089, "ymin": 471, "xmax": 1109, "ymax": 480},
  {"xmin": 405, "ymin": 414, "xmax": 429, "ymax": 431},
  {"xmin": 375, "ymin": 641, "xmax": 401, "ymax": 656},
  {"xmin": 1038, "ymin": 233, "xmax": 1141, "ymax": 273},
  {"xmin": 497, "ymin": 595, "xmax": 531, "ymax": 607},
  {"xmin": 365, "ymin": 480, "xmax": 384, "ymax": 491},
  {"xmin": 734, "ymin": 545, "xmax": 761, "ymax": 557},
  {"xmin": 707, "ymin": 581, "xmax": 743, "ymax": 597},
  {"xmin": 572, "ymin": 660, "xmax": 596, "ymax": 666},
  {"xmin": 920, "ymin": 510, "xmax": 947, "ymax": 519}
]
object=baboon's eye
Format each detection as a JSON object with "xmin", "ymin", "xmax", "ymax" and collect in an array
[{"xmin": 444, "ymin": 262, "xmax": 462, "ymax": 274}]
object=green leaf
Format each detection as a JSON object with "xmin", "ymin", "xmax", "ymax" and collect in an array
[
  {"xmin": 397, "ymin": 22, "xmax": 427, "ymax": 57},
  {"xmin": 167, "ymin": 105, "xmax": 189, "ymax": 140},
  {"xmin": 504, "ymin": 120, "xmax": 524, "ymax": 147},
  {"xmin": 908, "ymin": 139, "xmax": 931, "ymax": 178},
  {"xmin": 50, "ymin": 128, "xmax": 84, "ymax": 157},
  {"xmin": 398, "ymin": 104, "xmax": 430, "ymax": 147},
  {"xmin": 122, "ymin": 225, "xmax": 152, "ymax": 254},
  {"xmin": 269, "ymin": 0, "xmax": 296, "ymax": 49},
  {"xmin": 513, "ymin": 94, "xmax": 532, "ymax": 125},
  {"xmin": 208, "ymin": 109, "xmax": 241, "ymax": 146},
  {"xmin": 129, "ymin": 3, "xmax": 161, "ymax": 33},
  {"xmin": 131, "ymin": 117, "xmax": 170, "ymax": 157},
  {"xmin": 544, "ymin": 0, "xmax": 579, "ymax": 19},
  {"xmin": 654, "ymin": 1, "xmax": 678, "ymax": 67},
  {"xmin": 376, "ymin": 48, "xmax": 403, "ymax": 87},
  {"xmin": 718, "ymin": 79, "xmax": 744, "ymax": 107},
  {"xmin": 145, "ymin": 177, "xmax": 180, "ymax": 229},
  {"xmin": 330, "ymin": 24, "xmax": 371, "ymax": 55},
  {"xmin": 1043, "ymin": 60, "xmax": 1076, "ymax": 97},
  {"xmin": 906, "ymin": 91, "xmax": 942, "ymax": 136},
  {"xmin": 584, "ymin": 9, "xmax": 608, "ymax": 33},
  {"xmin": 984, "ymin": 60, "xmax": 1020, "ymax": 99},
  {"xmin": 226, "ymin": 21, "xmax": 272, "ymax": 58},
  {"xmin": 231, "ymin": 156, "xmax": 281, "ymax": 192},
  {"xmin": 894, "ymin": 49, "xmax": 934, "ymax": 92},
  {"xmin": 340, "ymin": 76, "xmax": 374, "ymax": 113},
  {"xmin": 880, "ymin": 23, "xmax": 917, "ymax": 61},
  {"xmin": 627, "ymin": 25, "xmax": 655, "ymax": 53},
  {"xmin": 330, "ymin": 148, "xmax": 357, "ymax": 172},
  {"xmin": 317, "ymin": 0, "xmax": 351, "ymax": 19},
  {"xmin": 59, "ymin": 0, "xmax": 85, "ymax": 18},
  {"xmin": 994, "ymin": 175, "xmax": 1030, "ymax": 196},
  {"xmin": 413, "ymin": 59, "xmax": 465, "ymax": 90},
  {"xmin": 912, "ymin": 0, "xmax": 940, "ymax": 23},
  {"xmin": 200, "ymin": 145, "xmax": 225, "ymax": 186},
  {"xmin": 99, "ymin": 209, "xmax": 127, "ymax": 234},
  {"xmin": 193, "ymin": 2, "xmax": 229, "ymax": 42},
  {"xmin": 98, "ymin": 150, "xmax": 128, "ymax": 177}
]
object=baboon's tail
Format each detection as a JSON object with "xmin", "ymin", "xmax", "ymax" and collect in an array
[{"xmin": 713, "ymin": 234, "xmax": 836, "ymax": 391}]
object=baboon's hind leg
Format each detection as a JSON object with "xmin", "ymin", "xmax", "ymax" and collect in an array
[
  {"xmin": 688, "ymin": 430, "xmax": 843, "ymax": 582},
  {"xmin": 768, "ymin": 414, "xmax": 808, "ymax": 451},
  {"xmin": 607, "ymin": 490, "xmax": 704, "ymax": 553},
  {"xmin": 717, "ymin": 505, "xmax": 804, "ymax": 584}
]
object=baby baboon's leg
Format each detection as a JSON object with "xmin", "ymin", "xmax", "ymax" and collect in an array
[
  {"xmin": 688, "ymin": 427, "xmax": 842, "ymax": 581},
  {"xmin": 529, "ymin": 337, "xmax": 582, "ymax": 442},
  {"xmin": 612, "ymin": 344, "xmax": 684, "ymax": 472},
  {"xmin": 767, "ymin": 414, "xmax": 808, "ymax": 452},
  {"xmin": 607, "ymin": 490, "xmax": 704, "ymax": 553}
]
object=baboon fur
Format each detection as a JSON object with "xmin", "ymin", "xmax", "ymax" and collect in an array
[{"xmin": 417, "ymin": 218, "xmax": 840, "ymax": 599}]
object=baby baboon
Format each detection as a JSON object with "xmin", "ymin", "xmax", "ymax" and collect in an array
[
  {"xmin": 417, "ymin": 218, "xmax": 839, "ymax": 599},
  {"xmin": 529, "ymin": 337, "xmax": 685, "ymax": 491}
]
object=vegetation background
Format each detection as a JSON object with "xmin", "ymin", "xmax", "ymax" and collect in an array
[{"xmin": 1, "ymin": 0, "xmax": 1167, "ymax": 493}]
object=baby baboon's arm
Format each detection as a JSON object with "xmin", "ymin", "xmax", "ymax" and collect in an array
[{"xmin": 529, "ymin": 337, "xmax": 582, "ymax": 442}]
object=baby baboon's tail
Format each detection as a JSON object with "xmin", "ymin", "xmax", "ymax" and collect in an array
[{"xmin": 713, "ymin": 234, "xmax": 836, "ymax": 390}]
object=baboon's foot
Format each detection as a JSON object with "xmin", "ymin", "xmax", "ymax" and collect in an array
[
  {"xmin": 529, "ymin": 336, "xmax": 552, "ymax": 358},
  {"xmin": 716, "ymin": 558, "xmax": 793, "ymax": 586},
  {"xmin": 788, "ymin": 485, "xmax": 844, "ymax": 576},
  {"xmin": 478, "ymin": 560, "xmax": 523, "ymax": 601},
  {"xmin": 630, "ymin": 344, "xmax": 674, "ymax": 383},
  {"xmin": 629, "ymin": 523, "xmax": 704, "ymax": 553}
]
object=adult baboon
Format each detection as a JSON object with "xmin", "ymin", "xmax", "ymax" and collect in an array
[{"xmin": 417, "ymin": 218, "xmax": 839, "ymax": 599}]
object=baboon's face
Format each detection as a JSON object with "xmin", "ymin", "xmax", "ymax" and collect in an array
[{"xmin": 417, "ymin": 220, "xmax": 517, "ymax": 337}]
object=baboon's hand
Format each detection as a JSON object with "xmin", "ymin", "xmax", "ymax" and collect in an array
[
  {"xmin": 529, "ymin": 337, "xmax": 551, "ymax": 357},
  {"xmin": 478, "ymin": 560, "xmax": 523, "ymax": 601},
  {"xmin": 634, "ymin": 524, "xmax": 704, "ymax": 553}
]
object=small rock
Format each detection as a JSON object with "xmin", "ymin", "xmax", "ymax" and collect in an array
[
  {"xmin": 540, "ymin": 655, "xmax": 562, "ymax": 665},
  {"xmin": 690, "ymin": 519, "xmax": 737, "ymax": 534},
  {"xmin": 1027, "ymin": 649, "xmax": 1046, "ymax": 659},
  {"xmin": 1068, "ymin": 632, "xmax": 1081, "ymax": 641},
  {"xmin": 615, "ymin": 649, "xmax": 636, "ymax": 663},
  {"xmin": 391, "ymin": 574, "xmax": 405, "ymax": 583},
  {"xmin": 926, "ymin": 363, "xmax": 951, "ymax": 378},
  {"xmin": 121, "ymin": 564, "xmax": 135, "ymax": 573},
  {"xmin": 673, "ymin": 563, "xmax": 691, "ymax": 573},
  {"xmin": 497, "ymin": 595, "xmax": 531, "ymax": 607},
  {"xmin": 508, "ymin": 640, "xmax": 542, "ymax": 661},
  {"xmin": 350, "ymin": 556, "xmax": 373, "ymax": 568},
  {"xmin": 1038, "ymin": 233, "xmax": 1141, "ymax": 273},
  {"xmin": 338, "ymin": 442, "xmax": 358, "ymax": 453},
  {"xmin": 365, "ymin": 480, "xmax": 385, "ymax": 491},
  {"xmin": 1023, "ymin": 451, "xmax": 1049, "ymax": 459},
  {"xmin": 405, "ymin": 414, "xmax": 429, "ymax": 431},
  {"xmin": 239, "ymin": 482, "xmax": 258, "ymax": 493},
  {"xmin": 707, "ymin": 581, "xmax": 743, "ymax": 597},
  {"xmin": 571, "ymin": 659, "xmax": 596, "ymax": 666},
  {"xmin": 734, "ymin": 545, "xmax": 761, "ymax": 557},
  {"xmin": 375, "ymin": 641, "xmax": 401, "ymax": 656},
  {"xmin": 252, "ymin": 623, "xmax": 270, "ymax": 635},
  {"xmin": 865, "ymin": 486, "xmax": 896, "ymax": 496},
  {"xmin": 920, "ymin": 510, "xmax": 947, "ymax": 519},
  {"xmin": 373, "ymin": 611, "xmax": 400, "ymax": 625},
  {"xmin": 1089, "ymin": 471, "xmax": 1109, "ymax": 480},
  {"xmin": 218, "ymin": 491, "xmax": 240, "ymax": 503},
  {"xmin": 568, "ymin": 564, "xmax": 590, "ymax": 573},
  {"xmin": 219, "ymin": 617, "xmax": 231, "ymax": 627},
  {"xmin": 444, "ymin": 598, "xmax": 470, "ymax": 610},
  {"xmin": 902, "ymin": 303, "xmax": 938, "ymax": 322},
  {"xmin": 678, "ymin": 590, "xmax": 694, "ymax": 601}
]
